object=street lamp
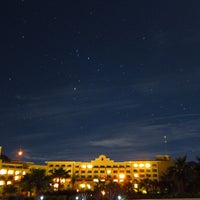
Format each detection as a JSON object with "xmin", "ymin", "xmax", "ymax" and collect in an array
[{"xmin": 18, "ymin": 149, "xmax": 23, "ymax": 157}]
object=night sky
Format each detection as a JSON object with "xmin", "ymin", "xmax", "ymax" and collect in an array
[{"xmin": 1, "ymin": 0, "xmax": 200, "ymax": 163}]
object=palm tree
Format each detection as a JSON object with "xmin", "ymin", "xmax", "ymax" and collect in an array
[
  {"xmin": 70, "ymin": 173, "xmax": 77, "ymax": 190},
  {"xmin": 50, "ymin": 167, "xmax": 70, "ymax": 191},
  {"xmin": 21, "ymin": 168, "xmax": 51, "ymax": 199},
  {"xmin": 165, "ymin": 155, "xmax": 188, "ymax": 194}
]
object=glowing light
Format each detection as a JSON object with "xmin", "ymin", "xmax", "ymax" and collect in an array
[
  {"xmin": 15, "ymin": 171, "xmax": 20, "ymax": 175},
  {"xmin": 0, "ymin": 181, "xmax": 5, "ymax": 186},
  {"xmin": 145, "ymin": 163, "xmax": 151, "ymax": 168},
  {"xmin": 107, "ymin": 169, "xmax": 111, "ymax": 174},
  {"xmin": 119, "ymin": 173, "xmax": 125, "ymax": 179},
  {"xmin": 81, "ymin": 165, "xmax": 86, "ymax": 169},
  {"xmin": 80, "ymin": 183, "xmax": 86, "ymax": 188},
  {"xmin": 0, "ymin": 169, "xmax": 7, "ymax": 175},
  {"xmin": 7, "ymin": 181, "xmax": 12, "ymax": 185},
  {"xmin": 18, "ymin": 149, "xmax": 23, "ymax": 156},
  {"xmin": 101, "ymin": 190, "xmax": 105, "ymax": 196},
  {"xmin": 87, "ymin": 164, "xmax": 92, "ymax": 168},
  {"xmin": 134, "ymin": 173, "xmax": 139, "ymax": 178},
  {"xmin": 133, "ymin": 163, "xmax": 138, "ymax": 167},
  {"xmin": 14, "ymin": 176, "xmax": 20, "ymax": 181},
  {"xmin": 118, "ymin": 195, "xmax": 122, "ymax": 200},
  {"xmin": 93, "ymin": 179, "xmax": 99, "ymax": 182},
  {"xmin": 8, "ymin": 170, "xmax": 14, "ymax": 175},
  {"xmin": 134, "ymin": 183, "xmax": 138, "ymax": 188},
  {"xmin": 139, "ymin": 163, "xmax": 144, "ymax": 167},
  {"xmin": 87, "ymin": 184, "xmax": 91, "ymax": 189}
]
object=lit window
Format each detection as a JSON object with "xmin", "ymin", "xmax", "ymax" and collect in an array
[
  {"xmin": 107, "ymin": 170, "xmax": 111, "ymax": 174},
  {"xmin": 80, "ymin": 183, "xmax": 86, "ymax": 188},
  {"xmin": 87, "ymin": 164, "xmax": 92, "ymax": 169},
  {"xmin": 7, "ymin": 181, "xmax": 12, "ymax": 185},
  {"xmin": 139, "ymin": 163, "xmax": 144, "ymax": 167},
  {"xmin": 119, "ymin": 173, "xmax": 125, "ymax": 179},
  {"xmin": 15, "ymin": 171, "xmax": 20, "ymax": 175},
  {"xmin": 134, "ymin": 173, "xmax": 139, "ymax": 178},
  {"xmin": 0, "ymin": 181, "xmax": 5, "ymax": 186},
  {"xmin": 145, "ymin": 163, "xmax": 151, "ymax": 168},
  {"xmin": 133, "ymin": 163, "xmax": 138, "ymax": 167},
  {"xmin": 81, "ymin": 165, "xmax": 86, "ymax": 169},
  {"xmin": 0, "ymin": 169, "xmax": 7, "ymax": 175},
  {"xmin": 8, "ymin": 170, "xmax": 14, "ymax": 175},
  {"xmin": 14, "ymin": 176, "xmax": 20, "ymax": 181}
]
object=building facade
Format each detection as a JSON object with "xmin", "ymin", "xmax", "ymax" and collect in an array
[
  {"xmin": 0, "ymin": 146, "xmax": 174, "ymax": 192},
  {"xmin": 46, "ymin": 154, "xmax": 174, "ymax": 190}
]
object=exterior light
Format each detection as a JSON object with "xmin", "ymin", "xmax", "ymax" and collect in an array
[
  {"xmin": 40, "ymin": 196, "xmax": 44, "ymax": 200},
  {"xmin": 101, "ymin": 190, "xmax": 105, "ymax": 196},
  {"xmin": 18, "ymin": 150, "xmax": 23, "ymax": 156},
  {"xmin": 118, "ymin": 195, "xmax": 122, "ymax": 200}
]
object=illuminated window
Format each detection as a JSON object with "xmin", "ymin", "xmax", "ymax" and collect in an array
[
  {"xmin": 107, "ymin": 170, "xmax": 111, "ymax": 174},
  {"xmin": 8, "ymin": 170, "xmax": 14, "ymax": 175},
  {"xmin": 133, "ymin": 163, "xmax": 138, "ymax": 168},
  {"xmin": 81, "ymin": 165, "xmax": 86, "ymax": 169},
  {"xmin": 14, "ymin": 176, "xmax": 20, "ymax": 181},
  {"xmin": 139, "ymin": 163, "xmax": 144, "ymax": 168},
  {"xmin": 134, "ymin": 174, "xmax": 139, "ymax": 178},
  {"xmin": 0, "ymin": 181, "xmax": 5, "ymax": 186},
  {"xmin": 87, "ymin": 164, "xmax": 92, "ymax": 169},
  {"xmin": 145, "ymin": 163, "xmax": 151, "ymax": 168},
  {"xmin": 7, "ymin": 181, "xmax": 12, "ymax": 185},
  {"xmin": 119, "ymin": 174, "xmax": 125, "ymax": 179},
  {"xmin": 0, "ymin": 169, "xmax": 7, "ymax": 175}
]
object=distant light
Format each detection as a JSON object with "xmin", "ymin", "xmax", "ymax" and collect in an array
[
  {"xmin": 40, "ymin": 196, "xmax": 44, "ymax": 200},
  {"xmin": 118, "ymin": 195, "xmax": 122, "ymax": 200}
]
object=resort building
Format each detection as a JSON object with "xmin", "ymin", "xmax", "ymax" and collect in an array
[
  {"xmin": 46, "ymin": 154, "xmax": 174, "ymax": 190},
  {"xmin": 0, "ymin": 146, "xmax": 174, "ymax": 191}
]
